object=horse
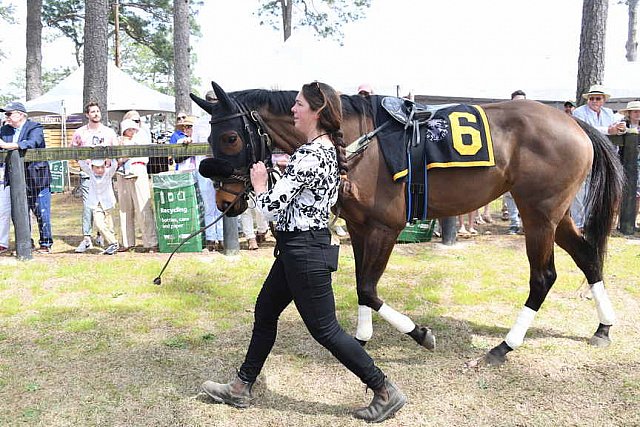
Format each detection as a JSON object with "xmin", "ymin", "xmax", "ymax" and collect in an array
[{"xmin": 191, "ymin": 82, "xmax": 624, "ymax": 366}]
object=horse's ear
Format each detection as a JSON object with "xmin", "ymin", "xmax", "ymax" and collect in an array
[
  {"xmin": 211, "ymin": 81, "xmax": 236, "ymax": 112},
  {"xmin": 190, "ymin": 93, "xmax": 214, "ymax": 115}
]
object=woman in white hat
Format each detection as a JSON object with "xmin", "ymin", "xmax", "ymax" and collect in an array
[{"xmin": 116, "ymin": 119, "xmax": 158, "ymax": 252}]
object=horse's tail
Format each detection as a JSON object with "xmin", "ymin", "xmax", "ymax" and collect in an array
[{"xmin": 575, "ymin": 119, "xmax": 625, "ymax": 267}]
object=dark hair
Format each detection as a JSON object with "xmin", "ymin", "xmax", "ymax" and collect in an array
[
  {"xmin": 510, "ymin": 89, "xmax": 526, "ymax": 99},
  {"xmin": 301, "ymin": 81, "xmax": 348, "ymax": 175},
  {"xmin": 84, "ymin": 101, "xmax": 100, "ymax": 114},
  {"xmin": 564, "ymin": 101, "xmax": 575, "ymax": 108}
]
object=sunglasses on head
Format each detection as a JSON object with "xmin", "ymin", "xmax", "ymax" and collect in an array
[
  {"xmin": 177, "ymin": 115, "xmax": 187, "ymax": 120},
  {"xmin": 133, "ymin": 119, "xmax": 141, "ymax": 123}
]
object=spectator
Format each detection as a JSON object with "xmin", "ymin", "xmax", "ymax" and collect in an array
[
  {"xmin": 240, "ymin": 208, "xmax": 268, "ymax": 250},
  {"xmin": 357, "ymin": 83, "xmax": 374, "ymax": 97},
  {"xmin": 170, "ymin": 115, "xmax": 197, "ymax": 171},
  {"xmin": 571, "ymin": 85, "xmax": 625, "ymax": 231},
  {"xmin": 564, "ymin": 101, "xmax": 576, "ymax": 115},
  {"xmin": 116, "ymin": 119, "xmax": 158, "ymax": 253},
  {"xmin": 503, "ymin": 90, "xmax": 525, "ymax": 234},
  {"xmin": 0, "ymin": 162, "xmax": 9, "ymax": 254},
  {"xmin": 192, "ymin": 90, "xmax": 224, "ymax": 251},
  {"xmin": 169, "ymin": 112, "xmax": 188, "ymax": 145},
  {"xmin": 0, "ymin": 101, "xmax": 53, "ymax": 253},
  {"xmin": 77, "ymin": 159, "xmax": 119, "ymax": 255},
  {"xmin": 510, "ymin": 89, "xmax": 526, "ymax": 100},
  {"xmin": 122, "ymin": 110, "xmax": 151, "ymax": 144},
  {"xmin": 572, "ymin": 85, "xmax": 625, "ymax": 136},
  {"xmin": 618, "ymin": 100, "xmax": 640, "ymax": 226},
  {"xmin": 458, "ymin": 211, "xmax": 478, "ymax": 236},
  {"xmin": 71, "ymin": 102, "xmax": 118, "ymax": 252}
]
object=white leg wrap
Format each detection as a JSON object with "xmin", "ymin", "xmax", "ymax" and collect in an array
[
  {"xmin": 505, "ymin": 306, "xmax": 537, "ymax": 350},
  {"xmin": 590, "ymin": 281, "xmax": 615, "ymax": 325},
  {"xmin": 378, "ymin": 303, "xmax": 415, "ymax": 334},
  {"xmin": 355, "ymin": 305, "xmax": 373, "ymax": 341}
]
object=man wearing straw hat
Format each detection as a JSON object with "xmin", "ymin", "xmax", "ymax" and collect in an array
[{"xmin": 573, "ymin": 84, "xmax": 626, "ymax": 136}]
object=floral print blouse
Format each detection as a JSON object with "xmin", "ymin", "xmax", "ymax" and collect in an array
[{"xmin": 255, "ymin": 138, "xmax": 339, "ymax": 232}]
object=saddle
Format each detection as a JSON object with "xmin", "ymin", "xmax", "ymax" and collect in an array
[{"xmin": 381, "ymin": 97, "xmax": 458, "ymax": 128}]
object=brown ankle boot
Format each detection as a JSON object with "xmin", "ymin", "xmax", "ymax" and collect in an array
[
  {"xmin": 202, "ymin": 376, "xmax": 254, "ymax": 408},
  {"xmin": 353, "ymin": 378, "xmax": 407, "ymax": 423}
]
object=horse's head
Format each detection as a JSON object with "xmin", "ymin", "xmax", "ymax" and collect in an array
[{"xmin": 191, "ymin": 82, "xmax": 272, "ymax": 217}]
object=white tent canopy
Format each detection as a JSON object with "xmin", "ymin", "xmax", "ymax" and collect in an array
[{"xmin": 24, "ymin": 63, "xmax": 175, "ymax": 117}]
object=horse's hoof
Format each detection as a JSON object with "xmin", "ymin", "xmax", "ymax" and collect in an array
[
  {"xmin": 484, "ymin": 351, "xmax": 507, "ymax": 366},
  {"xmin": 588, "ymin": 334, "xmax": 611, "ymax": 348},
  {"xmin": 419, "ymin": 327, "xmax": 436, "ymax": 351}
]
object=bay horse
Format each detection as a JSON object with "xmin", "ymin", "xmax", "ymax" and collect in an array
[{"xmin": 191, "ymin": 82, "xmax": 624, "ymax": 365}]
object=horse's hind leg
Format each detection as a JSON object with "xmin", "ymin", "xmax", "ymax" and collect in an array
[
  {"xmin": 482, "ymin": 217, "xmax": 558, "ymax": 366},
  {"xmin": 554, "ymin": 214, "xmax": 615, "ymax": 347},
  {"xmin": 350, "ymin": 224, "xmax": 435, "ymax": 350}
]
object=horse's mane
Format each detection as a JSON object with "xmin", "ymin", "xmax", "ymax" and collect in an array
[{"xmin": 230, "ymin": 88, "xmax": 374, "ymax": 120}]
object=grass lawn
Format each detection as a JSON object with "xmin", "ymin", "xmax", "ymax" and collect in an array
[{"xmin": 0, "ymin": 193, "xmax": 639, "ymax": 426}]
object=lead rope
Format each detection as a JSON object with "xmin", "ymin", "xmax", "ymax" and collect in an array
[{"xmin": 153, "ymin": 187, "xmax": 250, "ymax": 286}]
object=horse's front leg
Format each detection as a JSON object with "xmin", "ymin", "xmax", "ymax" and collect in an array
[{"xmin": 349, "ymin": 223, "xmax": 435, "ymax": 350}]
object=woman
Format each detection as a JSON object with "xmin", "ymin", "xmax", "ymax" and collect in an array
[
  {"xmin": 116, "ymin": 119, "xmax": 158, "ymax": 253},
  {"xmin": 201, "ymin": 82, "xmax": 406, "ymax": 423},
  {"xmin": 619, "ymin": 100, "xmax": 640, "ymax": 225}
]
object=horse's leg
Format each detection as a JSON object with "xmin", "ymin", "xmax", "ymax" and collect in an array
[
  {"xmin": 554, "ymin": 213, "xmax": 615, "ymax": 347},
  {"xmin": 350, "ymin": 223, "xmax": 436, "ymax": 350},
  {"xmin": 482, "ymin": 216, "xmax": 558, "ymax": 366}
]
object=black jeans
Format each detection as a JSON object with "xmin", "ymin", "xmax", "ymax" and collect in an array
[{"xmin": 238, "ymin": 228, "xmax": 385, "ymax": 390}]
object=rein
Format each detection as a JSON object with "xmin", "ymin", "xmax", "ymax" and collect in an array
[{"xmin": 153, "ymin": 187, "xmax": 250, "ymax": 286}]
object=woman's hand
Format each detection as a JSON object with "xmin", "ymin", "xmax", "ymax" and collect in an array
[{"xmin": 250, "ymin": 161, "xmax": 268, "ymax": 195}]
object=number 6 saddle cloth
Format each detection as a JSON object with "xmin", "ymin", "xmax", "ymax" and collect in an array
[{"xmin": 374, "ymin": 99, "xmax": 496, "ymax": 182}]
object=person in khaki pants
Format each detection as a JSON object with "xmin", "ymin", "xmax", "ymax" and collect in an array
[{"xmin": 116, "ymin": 119, "xmax": 158, "ymax": 252}]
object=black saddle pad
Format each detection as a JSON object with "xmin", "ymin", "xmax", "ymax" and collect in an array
[{"xmin": 374, "ymin": 101, "xmax": 496, "ymax": 181}]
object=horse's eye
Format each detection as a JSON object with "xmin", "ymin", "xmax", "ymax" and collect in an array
[{"xmin": 229, "ymin": 135, "xmax": 237, "ymax": 143}]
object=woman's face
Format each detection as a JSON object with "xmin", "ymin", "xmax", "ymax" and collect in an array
[
  {"xmin": 628, "ymin": 110, "xmax": 640, "ymax": 124},
  {"xmin": 291, "ymin": 91, "xmax": 318, "ymax": 137}
]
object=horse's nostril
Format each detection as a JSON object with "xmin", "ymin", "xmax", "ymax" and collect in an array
[{"xmin": 221, "ymin": 202, "xmax": 230, "ymax": 211}]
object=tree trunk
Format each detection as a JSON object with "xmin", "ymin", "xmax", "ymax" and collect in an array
[
  {"xmin": 83, "ymin": 0, "xmax": 110, "ymax": 123},
  {"xmin": 281, "ymin": 0, "xmax": 292, "ymax": 42},
  {"xmin": 25, "ymin": 0, "xmax": 43, "ymax": 100},
  {"xmin": 576, "ymin": 0, "xmax": 608, "ymax": 106},
  {"xmin": 173, "ymin": 0, "xmax": 191, "ymax": 114},
  {"xmin": 626, "ymin": 0, "xmax": 639, "ymax": 62}
]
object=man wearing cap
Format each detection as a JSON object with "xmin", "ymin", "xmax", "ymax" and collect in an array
[
  {"xmin": 71, "ymin": 101, "xmax": 118, "ymax": 253},
  {"xmin": 0, "ymin": 101, "xmax": 53, "ymax": 253},
  {"xmin": 563, "ymin": 101, "xmax": 575, "ymax": 115},
  {"xmin": 357, "ymin": 83, "xmax": 374, "ymax": 97}
]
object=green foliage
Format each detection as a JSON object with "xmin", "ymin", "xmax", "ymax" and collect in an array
[
  {"xmin": 256, "ymin": 0, "xmax": 371, "ymax": 44},
  {"xmin": 42, "ymin": 0, "xmax": 202, "ymax": 89}
]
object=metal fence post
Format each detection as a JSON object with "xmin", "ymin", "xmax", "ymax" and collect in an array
[
  {"xmin": 222, "ymin": 215, "xmax": 240, "ymax": 255},
  {"xmin": 7, "ymin": 150, "xmax": 32, "ymax": 260},
  {"xmin": 439, "ymin": 216, "xmax": 457, "ymax": 245}
]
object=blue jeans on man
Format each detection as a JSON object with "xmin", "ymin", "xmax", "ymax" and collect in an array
[{"xmin": 27, "ymin": 186, "xmax": 53, "ymax": 248}]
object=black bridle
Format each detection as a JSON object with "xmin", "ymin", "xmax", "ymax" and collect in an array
[{"xmin": 209, "ymin": 99, "xmax": 273, "ymax": 197}]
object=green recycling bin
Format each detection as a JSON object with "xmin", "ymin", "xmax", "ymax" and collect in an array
[{"xmin": 152, "ymin": 172, "xmax": 203, "ymax": 253}]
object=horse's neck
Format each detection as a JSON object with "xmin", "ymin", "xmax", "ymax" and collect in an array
[{"xmin": 262, "ymin": 111, "xmax": 304, "ymax": 155}]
